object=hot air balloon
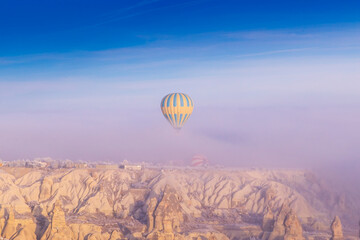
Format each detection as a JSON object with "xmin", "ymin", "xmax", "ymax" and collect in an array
[
  {"xmin": 191, "ymin": 154, "xmax": 208, "ymax": 167},
  {"xmin": 160, "ymin": 93, "xmax": 194, "ymax": 130}
]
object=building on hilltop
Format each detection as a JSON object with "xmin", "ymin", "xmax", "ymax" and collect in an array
[
  {"xmin": 25, "ymin": 161, "xmax": 47, "ymax": 168},
  {"xmin": 74, "ymin": 163, "xmax": 88, "ymax": 168},
  {"xmin": 95, "ymin": 164, "xmax": 119, "ymax": 169},
  {"xmin": 119, "ymin": 164, "xmax": 142, "ymax": 170}
]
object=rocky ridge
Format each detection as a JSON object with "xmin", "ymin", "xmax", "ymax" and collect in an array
[{"xmin": 0, "ymin": 167, "xmax": 357, "ymax": 239}]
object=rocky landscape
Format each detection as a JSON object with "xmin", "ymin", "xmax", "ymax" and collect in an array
[{"xmin": 0, "ymin": 165, "xmax": 358, "ymax": 240}]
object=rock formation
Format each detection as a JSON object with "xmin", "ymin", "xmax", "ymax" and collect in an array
[
  {"xmin": 40, "ymin": 200, "xmax": 76, "ymax": 240},
  {"xmin": 147, "ymin": 197, "xmax": 158, "ymax": 233},
  {"xmin": 2, "ymin": 207, "xmax": 17, "ymax": 239},
  {"xmin": 268, "ymin": 202, "xmax": 290, "ymax": 240},
  {"xmin": 261, "ymin": 206, "xmax": 274, "ymax": 240},
  {"xmin": 262, "ymin": 206, "xmax": 274, "ymax": 231},
  {"xmin": 284, "ymin": 210, "xmax": 304, "ymax": 240},
  {"xmin": 39, "ymin": 177, "xmax": 53, "ymax": 202},
  {"xmin": 1, "ymin": 206, "xmax": 37, "ymax": 240},
  {"xmin": 146, "ymin": 186, "xmax": 184, "ymax": 240},
  {"xmin": 263, "ymin": 188, "xmax": 276, "ymax": 207},
  {"xmin": 154, "ymin": 186, "xmax": 183, "ymax": 233},
  {"xmin": 0, "ymin": 167, "xmax": 355, "ymax": 239},
  {"xmin": 185, "ymin": 232, "xmax": 230, "ymax": 240},
  {"xmin": 109, "ymin": 230, "xmax": 124, "ymax": 240},
  {"xmin": 266, "ymin": 203, "xmax": 304, "ymax": 240},
  {"xmin": 330, "ymin": 216, "xmax": 343, "ymax": 240}
]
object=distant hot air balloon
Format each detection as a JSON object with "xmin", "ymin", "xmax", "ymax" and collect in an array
[
  {"xmin": 160, "ymin": 93, "xmax": 194, "ymax": 130},
  {"xmin": 191, "ymin": 154, "xmax": 208, "ymax": 167}
]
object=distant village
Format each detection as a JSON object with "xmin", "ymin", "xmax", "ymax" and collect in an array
[
  {"xmin": 0, "ymin": 157, "xmax": 143, "ymax": 170},
  {"xmin": 0, "ymin": 155, "xmax": 215, "ymax": 173}
]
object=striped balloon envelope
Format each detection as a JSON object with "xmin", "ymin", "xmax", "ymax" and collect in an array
[
  {"xmin": 160, "ymin": 93, "xmax": 194, "ymax": 130},
  {"xmin": 191, "ymin": 154, "xmax": 208, "ymax": 167}
]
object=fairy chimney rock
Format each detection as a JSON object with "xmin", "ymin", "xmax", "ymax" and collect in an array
[{"xmin": 330, "ymin": 216, "xmax": 343, "ymax": 240}]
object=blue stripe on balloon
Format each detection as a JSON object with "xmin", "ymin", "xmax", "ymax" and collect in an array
[
  {"xmin": 179, "ymin": 114, "xmax": 183, "ymax": 125},
  {"xmin": 168, "ymin": 114, "xmax": 174, "ymax": 124},
  {"xmin": 166, "ymin": 94, "xmax": 171, "ymax": 107},
  {"xmin": 184, "ymin": 95, "xmax": 190, "ymax": 107},
  {"xmin": 164, "ymin": 94, "xmax": 170, "ymax": 107},
  {"xmin": 161, "ymin": 96, "xmax": 166, "ymax": 107},
  {"xmin": 179, "ymin": 94, "xmax": 184, "ymax": 106},
  {"xmin": 182, "ymin": 114, "xmax": 187, "ymax": 125},
  {"xmin": 190, "ymin": 97, "xmax": 193, "ymax": 107},
  {"xmin": 174, "ymin": 114, "xmax": 177, "ymax": 125},
  {"xmin": 173, "ymin": 93, "xmax": 177, "ymax": 107},
  {"xmin": 171, "ymin": 94, "xmax": 174, "ymax": 106}
]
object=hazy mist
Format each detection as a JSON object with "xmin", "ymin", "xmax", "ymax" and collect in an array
[{"xmin": 1, "ymin": 28, "xmax": 359, "ymax": 193}]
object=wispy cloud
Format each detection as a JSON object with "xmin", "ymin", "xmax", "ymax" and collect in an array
[
  {"xmin": 89, "ymin": 0, "xmax": 209, "ymax": 28},
  {"xmin": 1, "ymin": 26, "xmax": 359, "ymax": 68},
  {"xmin": 0, "ymin": 58, "xmax": 22, "ymax": 65}
]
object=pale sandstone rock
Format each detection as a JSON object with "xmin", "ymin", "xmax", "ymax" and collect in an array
[
  {"xmin": 70, "ymin": 223, "xmax": 102, "ymax": 240},
  {"xmin": 330, "ymin": 216, "xmax": 343, "ymax": 240},
  {"xmin": 218, "ymin": 197, "xmax": 229, "ymax": 209},
  {"xmin": 147, "ymin": 197, "xmax": 158, "ymax": 233},
  {"xmin": 184, "ymin": 232, "xmax": 229, "ymax": 240},
  {"xmin": 146, "ymin": 186, "xmax": 184, "ymax": 240},
  {"xmin": 264, "ymin": 188, "xmax": 276, "ymax": 207},
  {"xmin": 2, "ymin": 207, "xmax": 18, "ymax": 239},
  {"xmin": 152, "ymin": 186, "xmax": 183, "ymax": 233},
  {"xmin": 284, "ymin": 210, "xmax": 304, "ymax": 240},
  {"xmin": 147, "ymin": 231, "xmax": 174, "ymax": 240},
  {"xmin": 86, "ymin": 232, "xmax": 103, "ymax": 240},
  {"xmin": 109, "ymin": 230, "xmax": 124, "ymax": 240},
  {"xmin": 261, "ymin": 206, "xmax": 274, "ymax": 240},
  {"xmin": 1, "ymin": 207, "xmax": 37, "ymax": 240},
  {"xmin": 268, "ymin": 202, "xmax": 290, "ymax": 240},
  {"xmin": 39, "ymin": 177, "xmax": 53, "ymax": 202},
  {"xmin": 11, "ymin": 224, "xmax": 37, "ymax": 240},
  {"xmin": 0, "ymin": 206, "xmax": 6, "ymax": 235},
  {"xmin": 0, "ymin": 167, "xmax": 355, "ymax": 239},
  {"xmin": 262, "ymin": 206, "xmax": 274, "ymax": 231},
  {"xmin": 40, "ymin": 200, "xmax": 76, "ymax": 240},
  {"xmin": 265, "ymin": 203, "xmax": 304, "ymax": 240}
]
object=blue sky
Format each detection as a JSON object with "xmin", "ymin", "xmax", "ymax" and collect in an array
[
  {"xmin": 1, "ymin": 0, "xmax": 359, "ymax": 77},
  {"xmin": 1, "ymin": 0, "xmax": 359, "ymax": 55},
  {"xmin": 0, "ymin": 0, "xmax": 359, "ymax": 166}
]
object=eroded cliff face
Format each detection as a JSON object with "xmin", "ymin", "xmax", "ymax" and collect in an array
[
  {"xmin": 262, "ymin": 202, "xmax": 305, "ymax": 240},
  {"xmin": 0, "ymin": 167, "xmax": 357, "ymax": 239},
  {"xmin": 40, "ymin": 200, "xmax": 76, "ymax": 240},
  {"xmin": 330, "ymin": 216, "xmax": 343, "ymax": 240},
  {"xmin": 146, "ymin": 186, "xmax": 184, "ymax": 240},
  {"xmin": 261, "ymin": 207, "xmax": 274, "ymax": 240},
  {"xmin": 283, "ymin": 210, "xmax": 304, "ymax": 240}
]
